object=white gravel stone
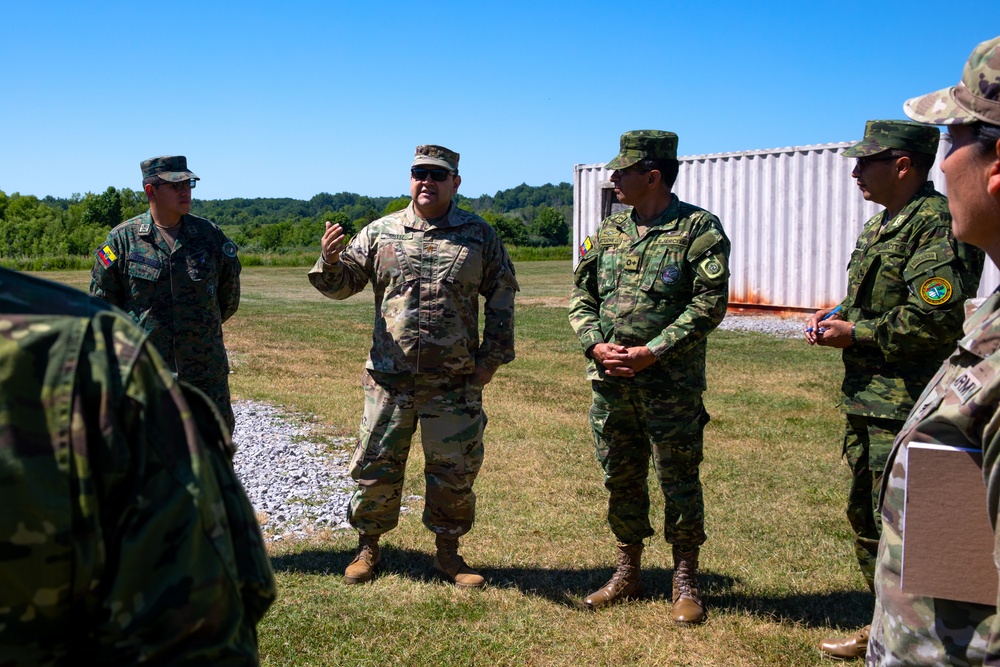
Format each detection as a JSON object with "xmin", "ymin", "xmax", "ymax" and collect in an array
[{"xmin": 717, "ymin": 312, "xmax": 808, "ymax": 338}]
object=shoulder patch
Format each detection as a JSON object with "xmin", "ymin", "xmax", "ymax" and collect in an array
[
  {"xmin": 920, "ymin": 276, "xmax": 952, "ymax": 305},
  {"xmin": 579, "ymin": 236, "xmax": 594, "ymax": 258},
  {"xmin": 96, "ymin": 244, "xmax": 117, "ymax": 268},
  {"xmin": 699, "ymin": 256, "xmax": 725, "ymax": 280},
  {"xmin": 222, "ymin": 240, "xmax": 238, "ymax": 258}
]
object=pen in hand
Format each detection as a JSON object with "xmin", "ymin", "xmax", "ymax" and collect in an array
[{"xmin": 806, "ymin": 305, "xmax": 842, "ymax": 333}]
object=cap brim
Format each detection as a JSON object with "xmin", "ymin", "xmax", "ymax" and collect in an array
[
  {"xmin": 412, "ymin": 156, "xmax": 454, "ymax": 170},
  {"xmin": 605, "ymin": 153, "xmax": 639, "ymax": 170},
  {"xmin": 841, "ymin": 143, "xmax": 890, "ymax": 158},
  {"xmin": 158, "ymin": 171, "xmax": 200, "ymax": 182},
  {"xmin": 904, "ymin": 86, "xmax": 978, "ymax": 126}
]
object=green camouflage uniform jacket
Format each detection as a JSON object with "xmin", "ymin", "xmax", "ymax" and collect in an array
[
  {"xmin": 308, "ymin": 202, "xmax": 519, "ymax": 376},
  {"xmin": 90, "ymin": 210, "xmax": 242, "ymax": 385},
  {"xmin": 840, "ymin": 182, "xmax": 984, "ymax": 419},
  {"xmin": 0, "ymin": 267, "xmax": 275, "ymax": 666},
  {"xmin": 867, "ymin": 288, "xmax": 1000, "ymax": 666},
  {"xmin": 569, "ymin": 195, "xmax": 730, "ymax": 390}
]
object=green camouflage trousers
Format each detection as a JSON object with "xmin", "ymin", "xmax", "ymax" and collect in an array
[
  {"xmin": 589, "ymin": 380, "xmax": 708, "ymax": 547},
  {"xmin": 190, "ymin": 377, "xmax": 235, "ymax": 435},
  {"xmin": 843, "ymin": 414, "xmax": 902, "ymax": 591},
  {"xmin": 348, "ymin": 370, "xmax": 486, "ymax": 537}
]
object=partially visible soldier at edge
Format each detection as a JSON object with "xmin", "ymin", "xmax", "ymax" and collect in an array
[
  {"xmin": 90, "ymin": 155, "xmax": 242, "ymax": 433},
  {"xmin": 866, "ymin": 35, "xmax": 1000, "ymax": 667},
  {"xmin": 805, "ymin": 119, "xmax": 985, "ymax": 660},
  {"xmin": 0, "ymin": 267, "xmax": 275, "ymax": 665},
  {"xmin": 569, "ymin": 130, "xmax": 730, "ymax": 624},
  {"xmin": 309, "ymin": 144, "xmax": 519, "ymax": 588}
]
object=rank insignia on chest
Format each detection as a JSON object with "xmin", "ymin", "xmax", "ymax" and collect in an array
[
  {"xmin": 624, "ymin": 255, "xmax": 640, "ymax": 271},
  {"xmin": 580, "ymin": 236, "xmax": 594, "ymax": 258},
  {"xmin": 96, "ymin": 244, "xmax": 117, "ymax": 268},
  {"xmin": 661, "ymin": 266, "xmax": 680, "ymax": 284},
  {"xmin": 920, "ymin": 276, "xmax": 952, "ymax": 305}
]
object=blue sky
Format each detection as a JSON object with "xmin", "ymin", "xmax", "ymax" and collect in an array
[{"xmin": 2, "ymin": 1, "xmax": 997, "ymax": 201}]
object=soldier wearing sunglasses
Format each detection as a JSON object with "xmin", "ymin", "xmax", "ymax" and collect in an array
[
  {"xmin": 90, "ymin": 155, "xmax": 242, "ymax": 433},
  {"xmin": 804, "ymin": 122, "xmax": 984, "ymax": 660},
  {"xmin": 309, "ymin": 144, "xmax": 519, "ymax": 588}
]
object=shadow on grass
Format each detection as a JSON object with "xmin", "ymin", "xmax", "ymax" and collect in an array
[{"xmin": 270, "ymin": 545, "xmax": 871, "ymax": 629}]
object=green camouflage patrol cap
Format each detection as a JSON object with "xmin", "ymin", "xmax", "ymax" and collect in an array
[
  {"xmin": 605, "ymin": 130, "xmax": 678, "ymax": 170},
  {"xmin": 412, "ymin": 145, "xmax": 459, "ymax": 172},
  {"xmin": 140, "ymin": 155, "xmax": 200, "ymax": 182},
  {"xmin": 904, "ymin": 36, "xmax": 1000, "ymax": 126},
  {"xmin": 841, "ymin": 120, "xmax": 940, "ymax": 157}
]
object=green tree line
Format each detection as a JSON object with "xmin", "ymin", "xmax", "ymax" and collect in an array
[{"xmin": 0, "ymin": 182, "xmax": 573, "ymax": 260}]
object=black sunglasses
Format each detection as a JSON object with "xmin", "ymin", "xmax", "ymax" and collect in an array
[
  {"xmin": 411, "ymin": 168, "xmax": 451, "ymax": 182},
  {"xmin": 158, "ymin": 179, "xmax": 197, "ymax": 191},
  {"xmin": 855, "ymin": 156, "xmax": 898, "ymax": 171}
]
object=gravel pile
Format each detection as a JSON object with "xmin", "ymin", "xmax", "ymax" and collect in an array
[
  {"xmin": 718, "ymin": 312, "xmax": 807, "ymax": 338},
  {"xmin": 231, "ymin": 313, "xmax": 805, "ymax": 541},
  {"xmin": 231, "ymin": 401, "xmax": 356, "ymax": 542}
]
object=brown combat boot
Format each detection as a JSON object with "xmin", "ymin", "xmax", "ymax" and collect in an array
[
  {"xmin": 583, "ymin": 541, "xmax": 643, "ymax": 610},
  {"xmin": 434, "ymin": 535, "xmax": 486, "ymax": 588},
  {"xmin": 818, "ymin": 625, "xmax": 869, "ymax": 661},
  {"xmin": 671, "ymin": 545, "xmax": 705, "ymax": 624},
  {"xmin": 344, "ymin": 534, "xmax": 380, "ymax": 584}
]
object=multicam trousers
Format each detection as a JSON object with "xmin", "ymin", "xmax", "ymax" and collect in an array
[
  {"xmin": 348, "ymin": 370, "xmax": 486, "ymax": 537},
  {"xmin": 589, "ymin": 379, "xmax": 709, "ymax": 547},
  {"xmin": 843, "ymin": 413, "xmax": 903, "ymax": 591}
]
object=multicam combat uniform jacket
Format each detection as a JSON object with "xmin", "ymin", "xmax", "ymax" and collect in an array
[
  {"xmin": 90, "ymin": 211, "xmax": 241, "ymax": 386},
  {"xmin": 0, "ymin": 268, "xmax": 275, "ymax": 665},
  {"xmin": 839, "ymin": 182, "xmax": 984, "ymax": 420},
  {"xmin": 569, "ymin": 195, "xmax": 730, "ymax": 390},
  {"xmin": 867, "ymin": 289, "xmax": 1000, "ymax": 666},
  {"xmin": 308, "ymin": 202, "xmax": 518, "ymax": 376}
]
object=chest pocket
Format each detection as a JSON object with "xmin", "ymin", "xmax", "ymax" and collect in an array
[
  {"xmin": 376, "ymin": 239, "xmax": 418, "ymax": 286},
  {"xmin": 443, "ymin": 241, "xmax": 484, "ymax": 292},
  {"xmin": 641, "ymin": 234, "xmax": 689, "ymax": 296},
  {"xmin": 866, "ymin": 242, "xmax": 909, "ymax": 309},
  {"xmin": 126, "ymin": 261, "xmax": 161, "ymax": 309},
  {"xmin": 185, "ymin": 249, "xmax": 214, "ymax": 282}
]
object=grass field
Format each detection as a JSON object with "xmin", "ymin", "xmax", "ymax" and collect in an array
[{"xmin": 40, "ymin": 262, "xmax": 858, "ymax": 666}]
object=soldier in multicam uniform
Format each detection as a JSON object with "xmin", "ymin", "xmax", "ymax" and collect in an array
[
  {"xmin": 0, "ymin": 267, "xmax": 275, "ymax": 665},
  {"xmin": 568, "ymin": 130, "xmax": 730, "ymax": 624},
  {"xmin": 309, "ymin": 144, "xmax": 518, "ymax": 588},
  {"xmin": 864, "ymin": 35, "xmax": 1000, "ymax": 667},
  {"xmin": 90, "ymin": 155, "xmax": 242, "ymax": 433},
  {"xmin": 805, "ymin": 121, "xmax": 985, "ymax": 660}
]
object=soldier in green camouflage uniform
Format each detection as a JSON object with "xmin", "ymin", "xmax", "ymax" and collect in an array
[
  {"xmin": 0, "ymin": 267, "xmax": 275, "ymax": 665},
  {"xmin": 865, "ymin": 35, "xmax": 1000, "ymax": 667},
  {"xmin": 90, "ymin": 156, "xmax": 242, "ymax": 433},
  {"xmin": 806, "ymin": 120, "xmax": 985, "ymax": 659},
  {"xmin": 309, "ymin": 144, "xmax": 518, "ymax": 588},
  {"xmin": 569, "ymin": 131, "xmax": 730, "ymax": 623}
]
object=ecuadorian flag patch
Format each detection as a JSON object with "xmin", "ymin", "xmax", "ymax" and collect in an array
[
  {"xmin": 579, "ymin": 236, "xmax": 594, "ymax": 258},
  {"xmin": 96, "ymin": 245, "xmax": 117, "ymax": 268}
]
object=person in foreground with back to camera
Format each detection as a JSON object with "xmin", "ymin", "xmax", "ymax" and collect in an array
[
  {"xmin": 0, "ymin": 267, "xmax": 276, "ymax": 665},
  {"xmin": 863, "ymin": 35, "xmax": 1000, "ymax": 666},
  {"xmin": 569, "ymin": 130, "xmax": 730, "ymax": 624},
  {"xmin": 309, "ymin": 144, "xmax": 519, "ymax": 588},
  {"xmin": 804, "ymin": 118, "xmax": 984, "ymax": 660}
]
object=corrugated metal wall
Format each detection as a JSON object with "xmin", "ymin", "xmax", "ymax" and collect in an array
[{"xmin": 573, "ymin": 141, "xmax": 999, "ymax": 311}]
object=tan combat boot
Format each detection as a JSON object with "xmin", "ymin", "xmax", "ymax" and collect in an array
[
  {"xmin": 583, "ymin": 542, "xmax": 643, "ymax": 610},
  {"xmin": 344, "ymin": 534, "xmax": 380, "ymax": 584},
  {"xmin": 671, "ymin": 545, "xmax": 705, "ymax": 624},
  {"xmin": 818, "ymin": 625, "xmax": 869, "ymax": 661},
  {"xmin": 434, "ymin": 535, "xmax": 486, "ymax": 588}
]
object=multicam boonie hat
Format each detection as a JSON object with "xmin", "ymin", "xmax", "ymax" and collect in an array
[
  {"xmin": 140, "ymin": 155, "xmax": 200, "ymax": 182},
  {"xmin": 605, "ymin": 130, "xmax": 678, "ymax": 170},
  {"xmin": 841, "ymin": 120, "xmax": 940, "ymax": 157},
  {"xmin": 412, "ymin": 145, "xmax": 459, "ymax": 172},
  {"xmin": 904, "ymin": 35, "xmax": 1000, "ymax": 125}
]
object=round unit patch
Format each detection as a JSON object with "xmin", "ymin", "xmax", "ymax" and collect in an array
[
  {"xmin": 222, "ymin": 240, "xmax": 238, "ymax": 258},
  {"xmin": 920, "ymin": 276, "xmax": 952, "ymax": 305},
  {"xmin": 661, "ymin": 266, "xmax": 680, "ymax": 284}
]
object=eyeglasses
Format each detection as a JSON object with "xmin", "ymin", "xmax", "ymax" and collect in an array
[
  {"xmin": 855, "ymin": 156, "xmax": 898, "ymax": 171},
  {"xmin": 410, "ymin": 168, "xmax": 452, "ymax": 182},
  {"xmin": 158, "ymin": 179, "xmax": 197, "ymax": 191}
]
